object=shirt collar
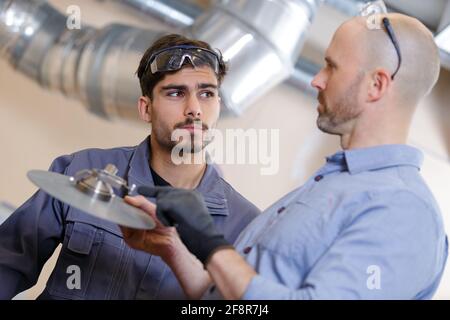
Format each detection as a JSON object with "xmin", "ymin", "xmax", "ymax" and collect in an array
[
  {"xmin": 127, "ymin": 136, "xmax": 154, "ymax": 188},
  {"xmin": 127, "ymin": 136, "xmax": 228, "ymax": 216},
  {"xmin": 338, "ymin": 144, "xmax": 424, "ymax": 175}
]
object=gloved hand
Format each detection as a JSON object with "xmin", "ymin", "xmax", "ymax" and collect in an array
[{"xmin": 138, "ymin": 186, "xmax": 232, "ymax": 265}]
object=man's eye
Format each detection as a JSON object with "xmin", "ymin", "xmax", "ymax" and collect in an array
[
  {"xmin": 200, "ymin": 91, "xmax": 215, "ymax": 98},
  {"xmin": 167, "ymin": 91, "xmax": 184, "ymax": 97},
  {"xmin": 327, "ymin": 62, "xmax": 336, "ymax": 70}
]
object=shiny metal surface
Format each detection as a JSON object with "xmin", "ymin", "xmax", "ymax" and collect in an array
[
  {"xmin": 0, "ymin": 201, "xmax": 15, "ymax": 225},
  {"xmin": 28, "ymin": 170, "xmax": 156, "ymax": 230},
  {"xmin": 288, "ymin": 57, "xmax": 321, "ymax": 96},
  {"xmin": 436, "ymin": 1, "xmax": 450, "ymax": 69},
  {"xmin": 436, "ymin": 25, "xmax": 450, "ymax": 70},
  {"xmin": 1, "ymin": 0, "xmax": 448, "ymax": 119},
  {"xmin": 0, "ymin": 0, "xmax": 318, "ymax": 117},
  {"xmin": 323, "ymin": 0, "xmax": 367, "ymax": 17},
  {"xmin": 75, "ymin": 25, "xmax": 164, "ymax": 119},
  {"xmin": 191, "ymin": 0, "xmax": 319, "ymax": 114},
  {"xmin": 71, "ymin": 164, "xmax": 135, "ymax": 201},
  {"xmin": 107, "ymin": 0, "xmax": 204, "ymax": 28},
  {"xmin": 0, "ymin": 0, "xmax": 67, "ymax": 80}
]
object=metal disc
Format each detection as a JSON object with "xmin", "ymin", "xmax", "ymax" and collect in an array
[{"xmin": 28, "ymin": 170, "xmax": 155, "ymax": 230}]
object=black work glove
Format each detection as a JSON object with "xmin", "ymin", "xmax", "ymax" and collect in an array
[{"xmin": 138, "ymin": 186, "xmax": 232, "ymax": 265}]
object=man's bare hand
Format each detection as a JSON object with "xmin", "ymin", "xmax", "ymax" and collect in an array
[{"xmin": 120, "ymin": 195, "xmax": 184, "ymax": 262}]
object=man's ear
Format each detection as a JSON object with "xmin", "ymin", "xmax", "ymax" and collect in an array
[
  {"xmin": 138, "ymin": 96, "xmax": 152, "ymax": 123},
  {"xmin": 367, "ymin": 68, "xmax": 391, "ymax": 103}
]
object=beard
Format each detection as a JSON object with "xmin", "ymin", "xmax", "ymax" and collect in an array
[
  {"xmin": 152, "ymin": 118, "xmax": 212, "ymax": 155},
  {"xmin": 316, "ymin": 73, "xmax": 364, "ymax": 135}
]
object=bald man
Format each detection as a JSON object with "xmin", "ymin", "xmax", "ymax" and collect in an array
[{"xmin": 121, "ymin": 13, "xmax": 448, "ymax": 299}]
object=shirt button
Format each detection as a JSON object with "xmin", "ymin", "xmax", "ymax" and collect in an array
[
  {"xmin": 243, "ymin": 246, "xmax": 252, "ymax": 254},
  {"xmin": 277, "ymin": 206, "xmax": 285, "ymax": 214},
  {"xmin": 314, "ymin": 175, "xmax": 323, "ymax": 182}
]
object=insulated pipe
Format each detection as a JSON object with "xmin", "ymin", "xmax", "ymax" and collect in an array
[
  {"xmin": 0, "ymin": 0, "xmax": 319, "ymax": 119},
  {"xmin": 105, "ymin": 0, "xmax": 204, "ymax": 28}
]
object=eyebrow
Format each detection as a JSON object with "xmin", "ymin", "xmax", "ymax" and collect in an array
[
  {"xmin": 325, "ymin": 56, "xmax": 338, "ymax": 68},
  {"xmin": 160, "ymin": 83, "xmax": 218, "ymax": 91},
  {"xmin": 198, "ymin": 83, "xmax": 218, "ymax": 90}
]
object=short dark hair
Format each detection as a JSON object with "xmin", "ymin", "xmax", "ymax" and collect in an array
[{"xmin": 136, "ymin": 34, "xmax": 227, "ymax": 99}]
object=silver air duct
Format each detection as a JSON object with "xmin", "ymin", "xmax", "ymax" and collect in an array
[
  {"xmin": 0, "ymin": 0, "xmax": 86, "ymax": 85},
  {"xmin": 0, "ymin": 0, "xmax": 319, "ymax": 119},
  {"xmin": 0, "ymin": 0, "xmax": 164, "ymax": 119},
  {"xmin": 436, "ymin": 0, "xmax": 450, "ymax": 70},
  {"xmin": 192, "ymin": 0, "xmax": 319, "ymax": 114},
  {"xmin": 110, "ymin": 0, "xmax": 321, "ymax": 106},
  {"xmin": 323, "ymin": 0, "xmax": 367, "ymax": 17},
  {"xmin": 436, "ymin": 25, "xmax": 450, "ymax": 70},
  {"xmin": 0, "ymin": 201, "xmax": 15, "ymax": 225},
  {"xmin": 111, "ymin": 0, "xmax": 321, "ymax": 97},
  {"xmin": 288, "ymin": 57, "xmax": 321, "ymax": 97},
  {"xmin": 105, "ymin": 0, "xmax": 204, "ymax": 28}
]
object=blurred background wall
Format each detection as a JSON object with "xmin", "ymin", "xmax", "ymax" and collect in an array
[{"xmin": 0, "ymin": 0, "xmax": 449, "ymax": 299}]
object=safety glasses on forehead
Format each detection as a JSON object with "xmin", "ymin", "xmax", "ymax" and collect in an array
[
  {"xmin": 144, "ymin": 45, "xmax": 221, "ymax": 75},
  {"xmin": 360, "ymin": 0, "xmax": 402, "ymax": 80}
]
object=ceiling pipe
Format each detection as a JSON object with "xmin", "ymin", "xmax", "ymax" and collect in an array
[
  {"xmin": 3, "ymin": 0, "xmax": 445, "ymax": 120},
  {"xmin": 436, "ymin": 0, "xmax": 450, "ymax": 70},
  {"xmin": 95, "ymin": 0, "xmax": 322, "ymax": 114},
  {"xmin": 0, "ymin": 201, "xmax": 15, "ymax": 225},
  {"xmin": 322, "ymin": 0, "xmax": 367, "ymax": 16},
  {"xmin": 0, "ymin": 0, "xmax": 320, "ymax": 119},
  {"xmin": 287, "ymin": 57, "xmax": 321, "ymax": 96},
  {"xmin": 115, "ymin": 0, "xmax": 323, "ymax": 97},
  {"xmin": 103, "ymin": 0, "xmax": 205, "ymax": 28},
  {"xmin": 193, "ymin": 0, "xmax": 319, "ymax": 114}
]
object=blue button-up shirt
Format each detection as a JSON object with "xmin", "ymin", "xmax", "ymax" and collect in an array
[
  {"xmin": 205, "ymin": 144, "xmax": 448, "ymax": 299},
  {"xmin": 0, "ymin": 136, "xmax": 260, "ymax": 299}
]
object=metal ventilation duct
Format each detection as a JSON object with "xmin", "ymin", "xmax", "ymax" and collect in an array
[
  {"xmin": 193, "ymin": 0, "xmax": 319, "ymax": 114},
  {"xmin": 436, "ymin": 25, "xmax": 450, "ymax": 70},
  {"xmin": 323, "ymin": 0, "xmax": 367, "ymax": 16},
  {"xmin": 288, "ymin": 57, "xmax": 321, "ymax": 96},
  {"xmin": 436, "ymin": 0, "xmax": 450, "ymax": 70},
  {"xmin": 105, "ymin": 0, "xmax": 204, "ymax": 28},
  {"xmin": 0, "ymin": 0, "xmax": 168, "ymax": 119},
  {"xmin": 0, "ymin": 201, "xmax": 15, "ymax": 225},
  {"xmin": 0, "ymin": 0, "xmax": 319, "ymax": 120}
]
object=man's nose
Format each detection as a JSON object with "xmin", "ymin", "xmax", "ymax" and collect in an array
[
  {"xmin": 185, "ymin": 94, "xmax": 202, "ymax": 118},
  {"xmin": 311, "ymin": 69, "xmax": 326, "ymax": 91}
]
